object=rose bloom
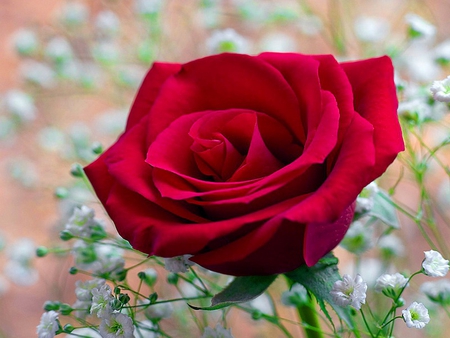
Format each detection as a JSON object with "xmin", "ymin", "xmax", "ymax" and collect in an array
[{"xmin": 85, "ymin": 53, "xmax": 403, "ymax": 276}]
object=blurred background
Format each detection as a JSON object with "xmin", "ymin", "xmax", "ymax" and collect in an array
[{"xmin": 2, "ymin": 1, "xmax": 450, "ymax": 337}]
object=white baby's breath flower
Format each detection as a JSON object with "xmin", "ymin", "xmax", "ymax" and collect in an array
[
  {"xmin": 340, "ymin": 219, "xmax": 373, "ymax": 254},
  {"xmin": 12, "ymin": 29, "xmax": 39, "ymax": 56},
  {"xmin": 91, "ymin": 284, "xmax": 114, "ymax": 318},
  {"xmin": 144, "ymin": 301, "xmax": 173, "ymax": 321},
  {"xmin": 206, "ymin": 29, "xmax": 249, "ymax": 54},
  {"xmin": 92, "ymin": 41, "xmax": 120, "ymax": 64},
  {"xmin": 398, "ymin": 98, "xmax": 432, "ymax": 122},
  {"xmin": 355, "ymin": 181, "xmax": 379, "ymax": 213},
  {"xmin": 99, "ymin": 312, "xmax": 135, "ymax": 338},
  {"xmin": 45, "ymin": 37, "xmax": 73, "ymax": 64},
  {"xmin": 164, "ymin": 255, "xmax": 193, "ymax": 273},
  {"xmin": 95, "ymin": 10, "xmax": 121, "ymax": 37},
  {"xmin": 3, "ymin": 90, "xmax": 37, "ymax": 123},
  {"xmin": 401, "ymin": 46, "xmax": 440, "ymax": 83},
  {"xmin": 422, "ymin": 250, "xmax": 449, "ymax": 277},
  {"xmin": 4, "ymin": 261, "xmax": 38, "ymax": 286},
  {"xmin": 66, "ymin": 205, "xmax": 95, "ymax": 235},
  {"xmin": 201, "ymin": 323, "xmax": 234, "ymax": 338},
  {"xmin": 7, "ymin": 237, "xmax": 35, "ymax": 263},
  {"xmin": 375, "ymin": 273, "xmax": 409, "ymax": 298},
  {"xmin": 260, "ymin": 32, "xmax": 297, "ymax": 52},
  {"xmin": 430, "ymin": 76, "xmax": 450, "ymax": 103},
  {"xmin": 405, "ymin": 13, "xmax": 436, "ymax": 40},
  {"xmin": 37, "ymin": 311, "xmax": 59, "ymax": 338},
  {"xmin": 402, "ymin": 302, "xmax": 430, "ymax": 329},
  {"xmin": 330, "ymin": 274, "xmax": 367, "ymax": 310},
  {"xmin": 65, "ymin": 205, "xmax": 107, "ymax": 239},
  {"xmin": 434, "ymin": 39, "xmax": 450, "ymax": 64},
  {"xmin": 281, "ymin": 283, "xmax": 308, "ymax": 307},
  {"xmin": 75, "ymin": 279, "xmax": 106, "ymax": 301},
  {"xmin": 20, "ymin": 60, "xmax": 56, "ymax": 88},
  {"xmin": 93, "ymin": 245, "xmax": 125, "ymax": 276},
  {"xmin": 249, "ymin": 293, "xmax": 273, "ymax": 315},
  {"xmin": 354, "ymin": 16, "xmax": 390, "ymax": 42},
  {"xmin": 134, "ymin": 320, "xmax": 157, "ymax": 338},
  {"xmin": 378, "ymin": 234, "xmax": 405, "ymax": 258},
  {"xmin": 421, "ymin": 279, "xmax": 450, "ymax": 304},
  {"xmin": 58, "ymin": 1, "xmax": 89, "ymax": 26}
]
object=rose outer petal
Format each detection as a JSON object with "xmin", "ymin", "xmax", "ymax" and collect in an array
[
  {"xmin": 341, "ymin": 56, "xmax": 404, "ymax": 180},
  {"xmin": 287, "ymin": 113, "xmax": 376, "ymax": 266},
  {"xmin": 125, "ymin": 62, "xmax": 181, "ymax": 131}
]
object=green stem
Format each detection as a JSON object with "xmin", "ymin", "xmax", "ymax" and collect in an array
[
  {"xmin": 360, "ymin": 308, "xmax": 375, "ymax": 338},
  {"xmin": 296, "ymin": 302, "xmax": 325, "ymax": 338}
]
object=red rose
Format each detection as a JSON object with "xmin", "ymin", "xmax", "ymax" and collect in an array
[{"xmin": 84, "ymin": 53, "xmax": 404, "ymax": 276}]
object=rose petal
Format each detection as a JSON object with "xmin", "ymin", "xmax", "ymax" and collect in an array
[
  {"xmin": 90, "ymin": 116, "xmax": 207, "ymax": 223},
  {"xmin": 103, "ymin": 182, "xmax": 306, "ymax": 259},
  {"xmin": 191, "ymin": 215, "xmax": 308, "ymax": 276},
  {"xmin": 285, "ymin": 113, "xmax": 375, "ymax": 266},
  {"xmin": 125, "ymin": 62, "xmax": 181, "ymax": 131},
  {"xmin": 341, "ymin": 56, "xmax": 404, "ymax": 180},
  {"xmin": 145, "ymin": 53, "xmax": 304, "ymax": 146}
]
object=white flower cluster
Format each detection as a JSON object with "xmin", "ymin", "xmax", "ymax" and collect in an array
[
  {"xmin": 421, "ymin": 279, "xmax": 450, "ymax": 304},
  {"xmin": 72, "ymin": 240, "xmax": 125, "ymax": 278},
  {"xmin": 355, "ymin": 181, "xmax": 379, "ymax": 214},
  {"xmin": 340, "ymin": 219, "xmax": 373, "ymax": 254},
  {"xmin": 330, "ymin": 274, "xmax": 367, "ymax": 310},
  {"xmin": 375, "ymin": 273, "xmax": 409, "ymax": 298},
  {"xmin": 65, "ymin": 205, "xmax": 106, "ymax": 238},
  {"xmin": 4, "ymin": 237, "xmax": 38, "ymax": 286},
  {"xmin": 78, "ymin": 281, "xmax": 135, "ymax": 338},
  {"xmin": 405, "ymin": 13, "xmax": 436, "ymax": 40},
  {"xmin": 422, "ymin": 250, "xmax": 449, "ymax": 277}
]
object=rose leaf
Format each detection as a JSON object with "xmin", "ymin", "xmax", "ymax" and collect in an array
[
  {"xmin": 188, "ymin": 274, "xmax": 277, "ymax": 311},
  {"xmin": 369, "ymin": 190, "xmax": 400, "ymax": 229},
  {"xmin": 284, "ymin": 253, "xmax": 355, "ymax": 330}
]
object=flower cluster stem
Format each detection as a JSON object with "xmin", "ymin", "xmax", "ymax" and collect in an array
[{"xmin": 296, "ymin": 302, "xmax": 324, "ymax": 338}]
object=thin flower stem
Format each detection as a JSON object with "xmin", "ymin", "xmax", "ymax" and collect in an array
[
  {"xmin": 189, "ymin": 267, "xmax": 210, "ymax": 295},
  {"xmin": 360, "ymin": 308, "xmax": 375, "ymax": 338},
  {"xmin": 380, "ymin": 316, "xmax": 403, "ymax": 329}
]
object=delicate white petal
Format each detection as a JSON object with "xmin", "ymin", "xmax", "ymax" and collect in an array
[
  {"xmin": 37, "ymin": 311, "xmax": 59, "ymax": 338},
  {"xmin": 430, "ymin": 76, "xmax": 450, "ymax": 103},
  {"xmin": 91, "ymin": 284, "xmax": 114, "ymax": 318},
  {"xmin": 402, "ymin": 302, "xmax": 430, "ymax": 329},
  {"xmin": 330, "ymin": 274, "xmax": 367, "ymax": 310},
  {"xmin": 422, "ymin": 250, "xmax": 449, "ymax": 277},
  {"xmin": 375, "ymin": 273, "xmax": 409, "ymax": 294},
  {"xmin": 99, "ymin": 313, "xmax": 135, "ymax": 338},
  {"xmin": 421, "ymin": 279, "xmax": 450, "ymax": 303}
]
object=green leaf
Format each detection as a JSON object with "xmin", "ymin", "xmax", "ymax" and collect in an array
[
  {"xmin": 369, "ymin": 190, "xmax": 400, "ymax": 229},
  {"xmin": 189, "ymin": 274, "xmax": 277, "ymax": 311},
  {"xmin": 284, "ymin": 253, "xmax": 354, "ymax": 329}
]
